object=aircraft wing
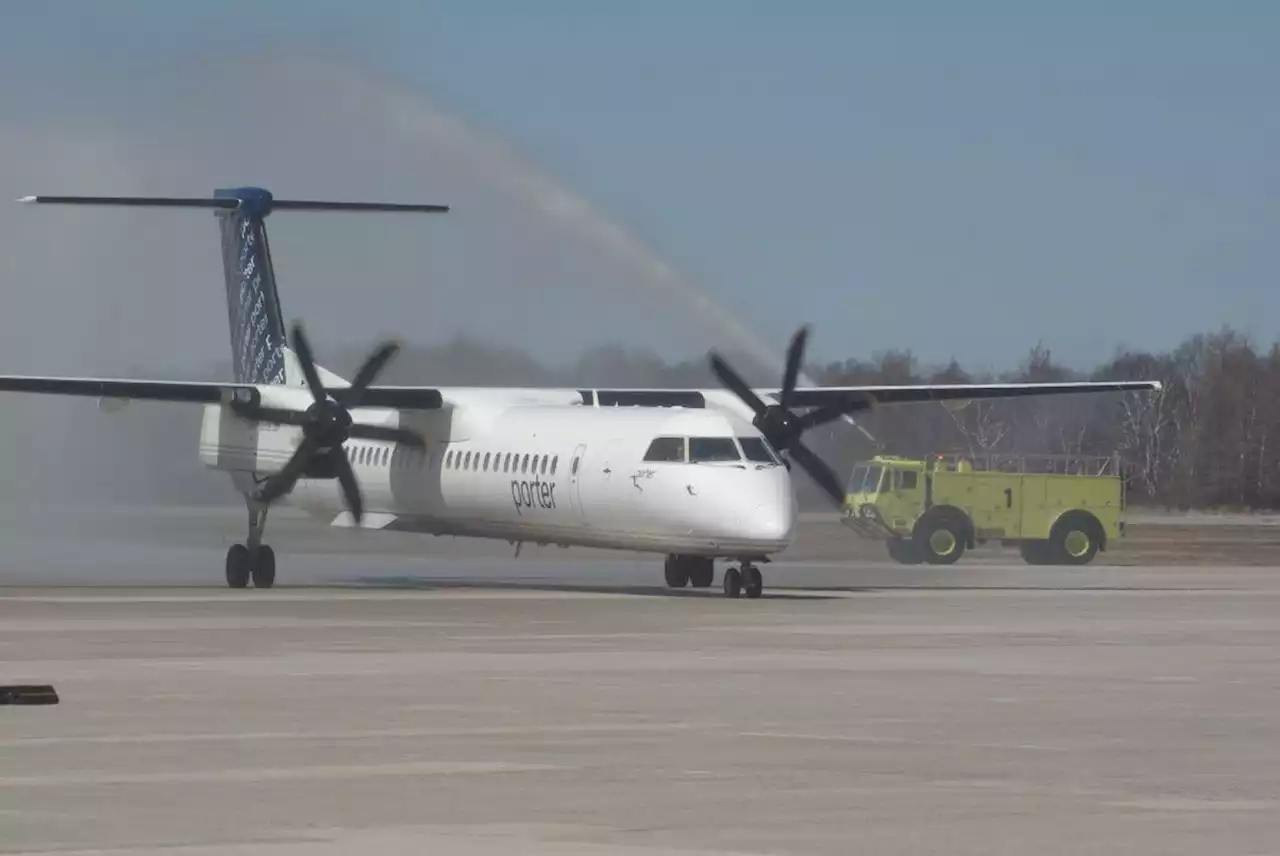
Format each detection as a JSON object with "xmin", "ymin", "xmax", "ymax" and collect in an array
[
  {"xmin": 757, "ymin": 379, "xmax": 1162, "ymax": 407},
  {"xmin": 0, "ymin": 374, "xmax": 1159, "ymax": 410},
  {"xmin": 0, "ymin": 375, "xmax": 445, "ymax": 410},
  {"xmin": 584, "ymin": 379, "xmax": 1162, "ymax": 409}
]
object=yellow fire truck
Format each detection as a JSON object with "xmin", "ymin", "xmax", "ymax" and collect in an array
[{"xmin": 841, "ymin": 452, "xmax": 1126, "ymax": 565}]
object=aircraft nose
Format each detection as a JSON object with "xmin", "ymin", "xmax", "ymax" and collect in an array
[{"xmin": 746, "ymin": 497, "xmax": 795, "ymax": 544}]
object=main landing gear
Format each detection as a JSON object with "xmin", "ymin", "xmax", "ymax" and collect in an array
[
  {"xmin": 225, "ymin": 501, "xmax": 275, "ymax": 589},
  {"xmin": 664, "ymin": 554, "xmax": 764, "ymax": 599}
]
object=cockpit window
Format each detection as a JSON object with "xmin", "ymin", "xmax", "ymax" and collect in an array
[
  {"xmin": 688, "ymin": 437, "xmax": 741, "ymax": 462},
  {"xmin": 739, "ymin": 436, "xmax": 779, "ymax": 464},
  {"xmin": 643, "ymin": 436, "xmax": 686, "ymax": 462}
]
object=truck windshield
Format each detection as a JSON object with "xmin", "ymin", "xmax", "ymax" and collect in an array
[{"xmin": 848, "ymin": 465, "xmax": 884, "ymax": 494}]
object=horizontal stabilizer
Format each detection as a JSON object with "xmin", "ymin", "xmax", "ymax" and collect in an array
[{"xmin": 17, "ymin": 194, "xmax": 449, "ymax": 214}]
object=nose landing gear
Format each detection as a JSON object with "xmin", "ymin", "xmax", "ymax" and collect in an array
[{"xmin": 721, "ymin": 562, "xmax": 763, "ymax": 599}]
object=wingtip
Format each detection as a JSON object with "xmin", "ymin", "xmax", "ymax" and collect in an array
[{"xmin": 16, "ymin": 195, "xmax": 36, "ymax": 203}]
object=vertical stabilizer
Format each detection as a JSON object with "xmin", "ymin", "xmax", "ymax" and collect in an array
[{"xmin": 213, "ymin": 187, "xmax": 288, "ymax": 385}]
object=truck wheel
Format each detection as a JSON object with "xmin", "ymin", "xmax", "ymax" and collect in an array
[
  {"xmin": 1019, "ymin": 540, "xmax": 1053, "ymax": 565},
  {"xmin": 914, "ymin": 516, "xmax": 966, "ymax": 565},
  {"xmin": 1049, "ymin": 513, "xmax": 1102, "ymax": 566},
  {"xmin": 887, "ymin": 538, "xmax": 923, "ymax": 565}
]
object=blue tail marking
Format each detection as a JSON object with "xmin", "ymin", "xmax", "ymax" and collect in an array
[{"xmin": 214, "ymin": 187, "xmax": 288, "ymax": 385}]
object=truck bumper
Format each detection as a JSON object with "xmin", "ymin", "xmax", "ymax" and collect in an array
[{"xmin": 841, "ymin": 505, "xmax": 896, "ymax": 541}]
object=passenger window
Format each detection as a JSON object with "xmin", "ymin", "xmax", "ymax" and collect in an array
[
  {"xmin": 522, "ymin": 454, "xmax": 530, "ymax": 473},
  {"xmin": 900, "ymin": 471, "xmax": 918, "ymax": 490},
  {"xmin": 483, "ymin": 452, "xmax": 491, "ymax": 471},
  {"xmin": 464, "ymin": 451, "xmax": 471, "ymax": 469},
  {"xmin": 551, "ymin": 456, "xmax": 558, "ymax": 475},
  {"xmin": 643, "ymin": 436, "xmax": 685, "ymax": 462},
  {"xmin": 689, "ymin": 437, "xmax": 741, "ymax": 462},
  {"xmin": 532, "ymin": 455, "xmax": 540, "ymax": 473},
  {"xmin": 571, "ymin": 456, "xmax": 579, "ymax": 475},
  {"xmin": 540, "ymin": 456, "xmax": 548, "ymax": 475}
]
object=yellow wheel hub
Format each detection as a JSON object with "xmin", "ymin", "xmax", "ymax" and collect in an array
[
  {"xmin": 1063, "ymin": 529, "xmax": 1091, "ymax": 558},
  {"xmin": 929, "ymin": 529, "xmax": 957, "ymax": 556}
]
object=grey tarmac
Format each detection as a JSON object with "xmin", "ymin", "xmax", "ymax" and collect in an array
[{"xmin": 1, "ymin": 503, "xmax": 1279, "ymax": 854}]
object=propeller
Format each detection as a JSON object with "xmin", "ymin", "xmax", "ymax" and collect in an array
[
  {"xmin": 708, "ymin": 325, "xmax": 873, "ymax": 506},
  {"xmin": 231, "ymin": 322, "xmax": 426, "ymax": 523}
]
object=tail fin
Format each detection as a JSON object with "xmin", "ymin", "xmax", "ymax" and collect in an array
[
  {"xmin": 17, "ymin": 188, "xmax": 449, "ymax": 386},
  {"xmin": 214, "ymin": 187, "xmax": 288, "ymax": 384}
]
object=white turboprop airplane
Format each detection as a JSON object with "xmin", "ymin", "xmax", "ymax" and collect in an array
[{"xmin": 4, "ymin": 188, "xmax": 1161, "ymax": 597}]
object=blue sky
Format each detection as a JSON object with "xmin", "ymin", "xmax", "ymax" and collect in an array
[{"xmin": 1, "ymin": 1, "xmax": 1277, "ymax": 376}]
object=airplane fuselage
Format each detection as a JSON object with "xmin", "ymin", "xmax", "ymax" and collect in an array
[{"xmin": 199, "ymin": 387, "xmax": 797, "ymax": 560}]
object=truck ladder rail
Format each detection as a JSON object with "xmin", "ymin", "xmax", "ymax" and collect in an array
[{"xmin": 929, "ymin": 451, "xmax": 1123, "ymax": 477}]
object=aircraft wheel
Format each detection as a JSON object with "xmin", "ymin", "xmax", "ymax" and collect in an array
[
  {"xmin": 743, "ymin": 565, "xmax": 763, "ymax": 599},
  {"xmin": 225, "ymin": 544, "xmax": 250, "ymax": 589},
  {"xmin": 252, "ymin": 545, "xmax": 276, "ymax": 589},
  {"xmin": 663, "ymin": 556, "xmax": 690, "ymax": 588},
  {"xmin": 722, "ymin": 566, "xmax": 742, "ymax": 598},
  {"xmin": 689, "ymin": 559, "xmax": 715, "ymax": 588}
]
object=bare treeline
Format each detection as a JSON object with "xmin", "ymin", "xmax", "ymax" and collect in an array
[{"xmin": 61, "ymin": 327, "xmax": 1275, "ymax": 511}]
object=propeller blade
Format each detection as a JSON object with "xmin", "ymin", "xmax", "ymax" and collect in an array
[
  {"xmin": 348, "ymin": 423, "xmax": 427, "ymax": 448},
  {"xmin": 788, "ymin": 441, "xmax": 848, "ymax": 508},
  {"xmin": 289, "ymin": 322, "xmax": 328, "ymax": 406},
  {"xmin": 780, "ymin": 325, "xmax": 809, "ymax": 410},
  {"xmin": 708, "ymin": 352, "xmax": 769, "ymax": 417},
  {"xmin": 796, "ymin": 395, "xmax": 873, "ymax": 431},
  {"xmin": 333, "ymin": 452, "xmax": 364, "ymax": 524},
  {"xmin": 255, "ymin": 437, "xmax": 317, "ymax": 505},
  {"xmin": 341, "ymin": 340, "xmax": 401, "ymax": 409}
]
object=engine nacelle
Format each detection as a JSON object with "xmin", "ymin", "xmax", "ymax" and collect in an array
[{"xmin": 198, "ymin": 388, "xmax": 313, "ymax": 475}]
